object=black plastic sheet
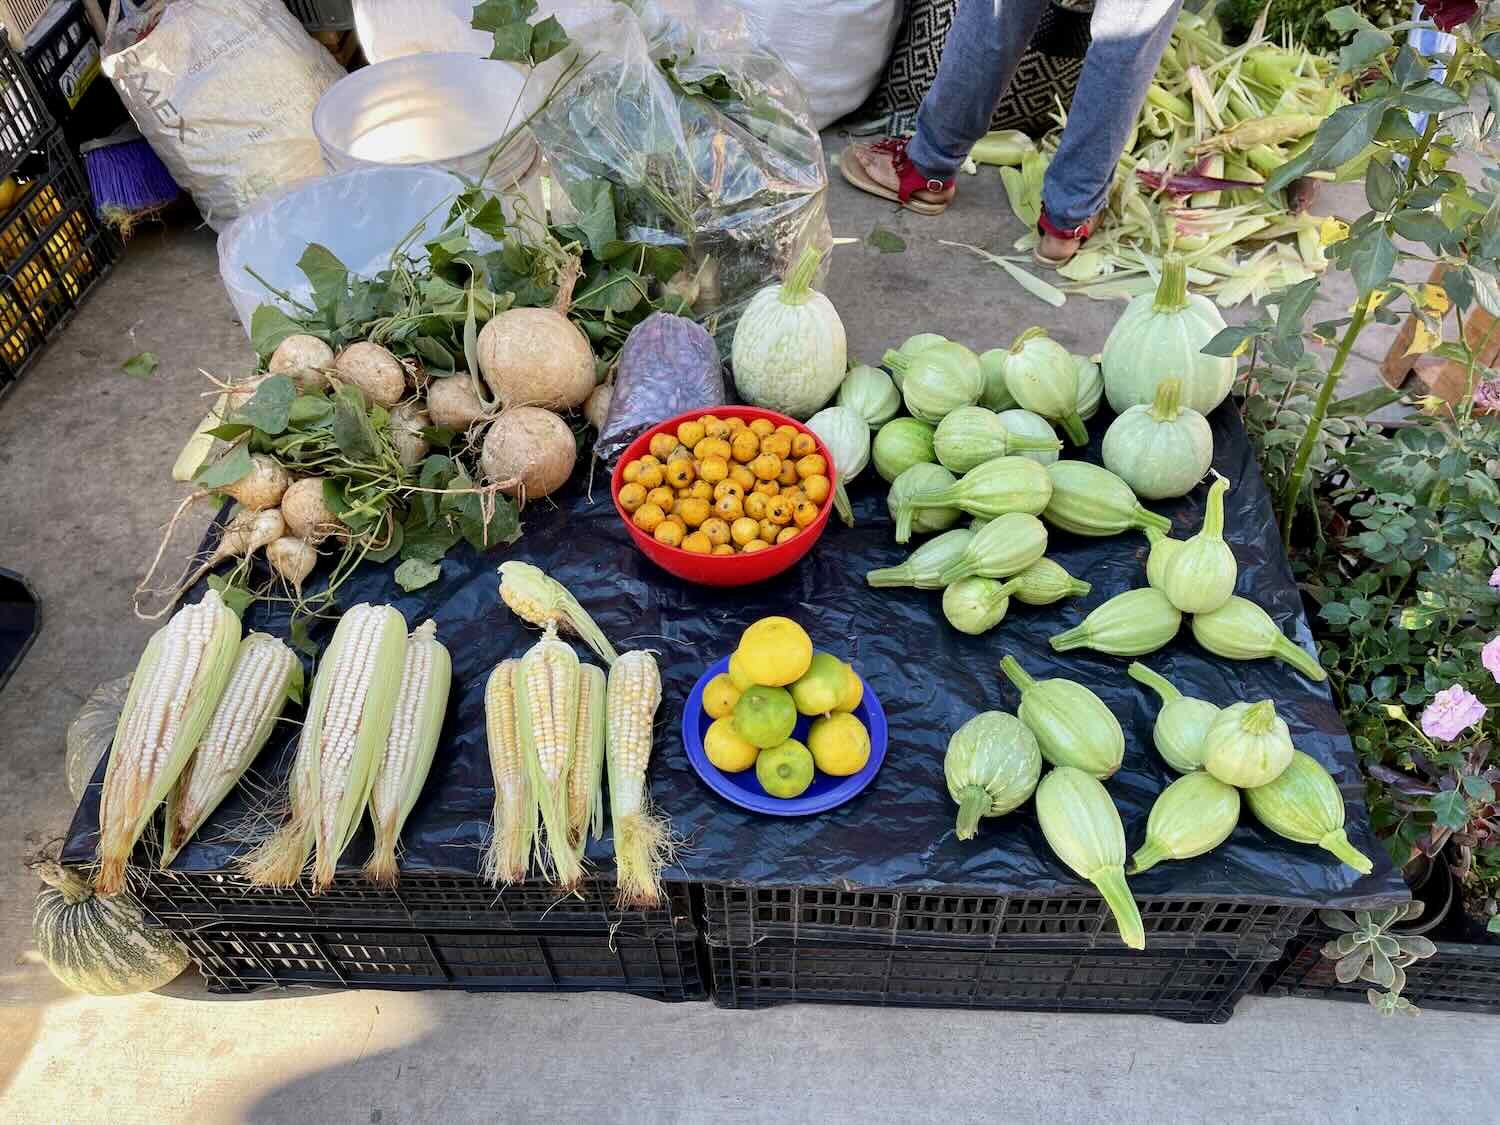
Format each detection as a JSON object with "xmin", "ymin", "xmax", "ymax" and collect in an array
[{"xmin": 65, "ymin": 407, "xmax": 1405, "ymax": 908}]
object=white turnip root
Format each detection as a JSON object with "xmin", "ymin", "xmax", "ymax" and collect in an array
[
  {"xmin": 173, "ymin": 508, "xmax": 285, "ymax": 598},
  {"xmin": 269, "ymin": 334, "xmax": 334, "ymax": 390},
  {"xmin": 334, "ymin": 341, "xmax": 407, "ymax": 407},
  {"xmin": 583, "ymin": 382, "xmax": 612, "ymax": 431},
  {"xmin": 480, "ymin": 407, "xmax": 576, "ymax": 502},
  {"xmin": 281, "ymin": 477, "xmax": 344, "ymax": 544},
  {"xmin": 427, "ymin": 373, "xmax": 489, "ymax": 431},
  {"xmin": 220, "ymin": 453, "xmax": 291, "ymax": 511},
  {"xmin": 267, "ymin": 536, "xmax": 317, "ymax": 597},
  {"xmin": 477, "ymin": 308, "xmax": 595, "ymax": 411},
  {"xmin": 390, "ymin": 401, "xmax": 431, "ymax": 469}
]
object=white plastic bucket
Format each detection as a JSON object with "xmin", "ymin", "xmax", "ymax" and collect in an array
[
  {"xmin": 312, "ymin": 52, "xmax": 545, "ymax": 228},
  {"xmin": 217, "ymin": 166, "xmax": 465, "ymax": 332}
]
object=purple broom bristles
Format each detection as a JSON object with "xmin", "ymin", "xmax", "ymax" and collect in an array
[{"xmin": 82, "ymin": 137, "xmax": 180, "ymax": 228}]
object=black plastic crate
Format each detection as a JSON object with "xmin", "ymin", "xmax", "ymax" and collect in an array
[
  {"xmin": 709, "ymin": 938, "xmax": 1274, "ymax": 1023},
  {"xmin": 700, "ymin": 884, "xmax": 1309, "ymax": 956},
  {"xmin": 139, "ymin": 867, "xmax": 694, "ymax": 935},
  {"xmin": 0, "ymin": 32, "xmax": 52, "ymax": 177},
  {"xmin": 0, "ymin": 128, "xmax": 118, "ymax": 395},
  {"xmin": 21, "ymin": 1, "xmax": 126, "ymax": 142},
  {"xmin": 1261, "ymin": 928, "xmax": 1500, "ymax": 1015},
  {"xmin": 175, "ymin": 923, "xmax": 706, "ymax": 999},
  {"xmin": 283, "ymin": 0, "xmax": 353, "ymax": 31}
]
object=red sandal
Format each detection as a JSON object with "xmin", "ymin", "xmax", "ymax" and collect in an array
[
  {"xmin": 1034, "ymin": 209, "xmax": 1103, "ymax": 268},
  {"xmin": 840, "ymin": 137, "xmax": 956, "ymax": 215}
]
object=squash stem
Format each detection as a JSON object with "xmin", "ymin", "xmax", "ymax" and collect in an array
[
  {"xmin": 33, "ymin": 860, "xmax": 93, "ymax": 904},
  {"xmin": 1131, "ymin": 505, "xmax": 1172, "ymax": 534},
  {"xmin": 1201, "ymin": 476, "xmax": 1229, "ymax": 539},
  {"xmin": 1149, "ymin": 378, "xmax": 1183, "ymax": 422},
  {"xmin": 1065, "ymin": 578, "xmax": 1093, "ymax": 598},
  {"xmin": 1127, "ymin": 661, "xmax": 1181, "ymax": 704},
  {"xmin": 881, "ymin": 350, "xmax": 911, "ymax": 379},
  {"xmin": 1272, "ymin": 636, "xmax": 1327, "ymax": 682},
  {"xmin": 1319, "ymin": 829, "xmax": 1374, "ymax": 875},
  {"xmin": 936, "ymin": 560, "xmax": 975, "ymax": 586},
  {"xmin": 998, "ymin": 654, "xmax": 1035, "ymax": 693},
  {"xmin": 1152, "ymin": 254, "xmax": 1190, "ymax": 313},
  {"xmin": 1128, "ymin": 839, "xmax": 1168, "ymax": 875},
  {"xmin": 833, "ymin": 484, "xmax": 855, "ymax": 528},
  {"xmin": 865, "ymin": 563, "xmax": 915, "ymax": 588},
  {"xmin": 1059, "ymin": 411, "xmax": 1090, "ymax": 447},
  {"xmin": 1048, "ymin": 625, "xmax": 1088, "ymax": 653},
  {"xmin": 1239, "ymin": 700, "xmax": 1278, "ymax": 735},
  {"xmin": 1091, "ymin": 866, "xmax": 1146, "ymax": 949},
  {"xmin": 780, "ymin": 245, "xmax": 824, "ymax": 304},
  {"xmin": 955, "ymin": 787, "xmax": 991, "ymax": 841},
  {"xmin": 1008, "ymin": 325, "xmax": 1051, "ymax": 353},
  {"xmin": 1003, "ymin": 431, "xmax": 1062, "ymax": 455}
]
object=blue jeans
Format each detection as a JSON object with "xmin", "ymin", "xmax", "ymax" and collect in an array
[{"xmin": 907, "ymin": 0, "xmax": 1183, "ymax": 227}]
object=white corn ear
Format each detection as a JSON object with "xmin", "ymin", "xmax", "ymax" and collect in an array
[
  {"xmin": 161, "ymin": 632, "xmax": 302, "ymax": 868},
  {"xmin": 567, "ymin": 664, "xmax": 608, "ymax": 849},
  {"xmin": 365, "ymin": 620, "xmax": 451, "ymax": 886},
  {"xmin": 497, "ymin": 561, "xmax": 619, "ymax": 665},
  {"xmin": 517, "ymin": 625, "xmax": 582, "ymax": 887},
  {"xmin": 483, "ymin": 657, "xmax": 535, "ymax": 885},
  {"xmin": 605, "ymin": 650, "xmax": 670, "ymax": 908},
  {"xmin": 96, "ymin": 589, "xmax": 242, "ymax": 895}
]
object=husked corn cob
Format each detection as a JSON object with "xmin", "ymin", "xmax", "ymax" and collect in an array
[
  {"xmin": 161, "ymin": 632, "xmax": 302, "ymax": 868},
  {"xmin": 567, "ymin": 664, "xmax": 608, "ymax": 850},
  {"xmin": 96, "ymin": 589, "xmax": 242, "ymax": 895},
  {"xmin": 498, "ymin": 561, "xmax": 619, "ymax": 665},
  {"xmin": 606, "ymin": 650, "xmax": 671, "ymax": 908},
  {"xmin": 482, "ymin": 658, "xmax": 535, "ymax": 884},
  {"xmin": 241, "ymin": 604, "xmax": 407, "ymax": 890},
  {"xmin": 517, "ymin": 624, "xmax": 583, "ymax": 887},
  {"xmin": 365, "ymin": 620, "xmax": 451, "ymax": 886}
]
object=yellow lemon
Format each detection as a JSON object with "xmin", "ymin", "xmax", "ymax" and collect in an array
[
  {"xmin": 735, "ymin": 615, "xmax": 812, "ymax": 686},
  {"xmin": 835, "ymin": 664, "xmax": 864, "ymax": 713},
  {"xmin": 0, "ymin": 176, "xmax": 19, "ymax": 212},
  {"xmin": 789, "ymin": 651, "xmax": 846, "ymax": 716},
  {"xmin": 702, "ymin": 673, "xmax": 741, "ymax": 719},
  {"xmin": 727, "ymin": 650, "xmax": 757, "ymax": 692},
  {"xmin": 808, "ymin": 713, "xmax": 871, "ymax": 777},
  {"xmin": 704, "ymin": 718, "xmax": 759, "ymax": 773}
]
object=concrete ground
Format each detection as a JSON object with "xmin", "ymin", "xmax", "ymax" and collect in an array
[{"xmin": 3, "ymin": 154, "xmax": 1497, "ymax": 1124}]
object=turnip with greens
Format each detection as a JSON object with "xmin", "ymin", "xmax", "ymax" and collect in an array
[
  {"xmin": 390, "ymin": 402, "xmax": 431, "ymax": 470},
  {"xmin": 269, "ymin": 334, "xmax": 333, "ymax": 390},
  {"xmin": 335, "ymin": 342, "xmax": 407, "ymax": 408},
  {"xmin": 281, "ymin": 478, "xmax": 343, "ymax": 545},
  {"xmin": 267, "ymin": 536, "xmax": 317, "ymax": 597},
  {"xmin": 584, "ymin": 383, "xmax": 612, "ymax": 431},
  {"xmin": 478, "ymin": 307, "xmax": 595, "ymax": 411},
  {"xmin": 427, "ymin": 374, "xmax": 488, "ymax": 431},
  {"xmin": 481, "ymin": 406, "xmax": 577, "ymax": 502},
  {"xmin": 219, "ymin": 453, "xmax": 291, "ymax": 512}
]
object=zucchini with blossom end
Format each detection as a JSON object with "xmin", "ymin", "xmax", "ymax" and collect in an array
[
  {"xmin": 904, "ymin": 455, "xmax": 1053, "ymax": 526},
  {"xmin": 867, "ymin": 529, "xmax": 974, "ymax": 589},
  {"xmin": 942, "ymin": 577, "xmax": 1012, "ymax": 635},
  {"xmin": 1159, "ymin": 476, "xmax": 1237, "ymax": 613},
  {"xmin": 1006, "ymin": 557, "xmax": 1091, "ymax": 606},
  {"xmin": 1129, "ymin": 772, "xmax": 1241, "ymax": 874},
  {"xmin": 1126, "ymin": 662, "xmax": 1219, "ymax": 773},
  {"xmin": 999, "ymin": 654, "xmax": 1123, "ymax": 778},
  {"xmin": 1049, "ymin": 587, "xmax": 1182, "ymax": 657},
  {"xmin": 936, "ymin": 512, "xmax": 1048, "ymax": 585},
  {"xmin": 1043, "ymin": 461, "xmax": 1171, "ymax": 537},
  {"xmin": 1190, "ymin": 596, "xmax": 1327, "ymax": 681},
  {"xmin": 1035, "ymin": 767, "xmax": 1145, "ymax": 949},
  {"xmin": 1201, "ymin": 700, "xmax": 1294, "ymax": 788},
  {"xmin": 1244, "ymin": 751, "xmax": 1374, "ymax": 875}
]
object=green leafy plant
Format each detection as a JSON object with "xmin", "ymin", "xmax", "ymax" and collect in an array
[{"xmin": 1319, "ymin": 903, "xmax": 1437, "ymax": 1014}]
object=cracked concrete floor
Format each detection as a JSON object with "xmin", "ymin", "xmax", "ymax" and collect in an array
[{"xmin": 3, "ymin": 158, "xmax": 1497, "ymax": 1125}]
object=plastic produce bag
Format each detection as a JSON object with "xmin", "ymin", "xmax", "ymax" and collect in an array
[
  {"xmin": 530, "ymin": 0, "xmax": 831, "ymax": 341},
  {"xmin": 66, "ymin": 675, "xmax": 130, "ymax": 803},
  {"xmin": 101, "ymin": 0, "xmax": 345, "ymax": 230},
  {"xmin": 596, "ymin": 312, "xmax": 725, "ymax": 463}
]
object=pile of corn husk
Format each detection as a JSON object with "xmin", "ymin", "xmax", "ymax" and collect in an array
[{"xmin": 978, "ymin": 9, "xmax": 1357, "ymax": 306}]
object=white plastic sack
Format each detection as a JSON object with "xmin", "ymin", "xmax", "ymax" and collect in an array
[
  {"xmin": 730, "ymin": 0, "xmax": 900, "ymax": 128},
  {"xmin": 101, "ymin": 0, "xmax": 346, "ymax": 230},
  {"xmin": 353, "ymin": 0, "xmax": 615, "ymax": 64}
]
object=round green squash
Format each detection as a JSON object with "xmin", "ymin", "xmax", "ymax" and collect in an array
[{"xmin": 1100, "ymin": 378, "xmax": 1213, "ymax": 500}]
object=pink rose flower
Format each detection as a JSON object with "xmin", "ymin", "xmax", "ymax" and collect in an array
[
  {"xmin": 1491, "ymin": 565, "xmax": 1500, "ymax": 590},
  {"xmin": 1485, "ymin": 637, "xmax": 1500, "ymax": 685},
  {"xmin": 1420, "ymin": 685, "xmax": 1486, "ymax": 741}
]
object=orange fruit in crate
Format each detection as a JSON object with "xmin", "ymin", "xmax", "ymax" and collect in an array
[
  {"xmin": 0, "ymin": 177, "xmax": 20, "ymax": 212},
  {"xmin": 0, "ymin": 292, "xmax": 31, "ymax": 367},
  {"xmin": 25, "ymin": 185, "xmax": 62, "ymax": 228}
]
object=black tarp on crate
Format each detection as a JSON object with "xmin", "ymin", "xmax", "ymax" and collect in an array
[
  {"xmin": 708, "ymin": 938, "xmax": 1276, "ymax": 1023},
  {"xmin": 174, "ymin": 921, "xmax": 706, "ymax": 999},
  {"xmin": 63, "ymin": 408, "xmax": 1403, "ymax": 940}
]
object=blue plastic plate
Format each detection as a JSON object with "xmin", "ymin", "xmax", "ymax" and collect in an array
[{"xmin": 682, "ymin": 656, "xmax": 888, "ymax": 817}]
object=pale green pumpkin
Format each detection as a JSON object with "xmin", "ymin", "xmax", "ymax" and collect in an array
[
  {"xmin": 945, "ymin": 711, "xmax": 1042, "ymax": 837},
  {"xmin": 731, "ymin": 246, "xmax": 847, "ymax": 418},
  {"xmin": 1002, "ymin": 327, "xmax": 1088, "ymax": 446},
  {"xmin": 837, "ymin": 364, "xmax": 901, "ymax": 428},
  {"xmin": 1101, "ymin": 255, "xmax": 1235, "ymax": 415},
  {"xmin": 1101, "ymin": 378, "xmax": 1213, "ymax": 500}
]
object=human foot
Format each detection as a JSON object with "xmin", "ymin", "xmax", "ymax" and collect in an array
[{"xmin": 840, "ymin": 137, "xmax": 955, "ymax": 215}]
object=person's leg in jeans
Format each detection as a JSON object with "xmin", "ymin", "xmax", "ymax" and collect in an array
[
  {"xmin": 906, "ymin": 0, "xmax": 1051, "ymax": 178},
  {"xmin": 1039, "ymin": 0, "xmax": 1183, "ymax": 256},
  {"xmin": 841, "ymin": 0, "xmax": 1048, "ymax": 212}
]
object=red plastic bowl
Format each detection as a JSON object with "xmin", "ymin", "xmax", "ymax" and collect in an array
[{"xmin": 611, "ymin": 407, "xmax": 836, "ymax": 587}]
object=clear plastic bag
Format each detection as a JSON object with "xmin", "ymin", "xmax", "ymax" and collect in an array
[
  {"xmin": 531, "ymin": 0, "xmax": 831, "ymax": 342},
  {"xmin": 66, "ymin": 675, "xmax": 131, "ymax": 802},
  {"xmin": 595, "ymin": 311, "xmax": 724, "ymax": 463}
]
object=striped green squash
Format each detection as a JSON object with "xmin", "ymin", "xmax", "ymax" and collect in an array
[{"xmin": 33, "ymin": 861, "xmax": 189, "ymax": 995}]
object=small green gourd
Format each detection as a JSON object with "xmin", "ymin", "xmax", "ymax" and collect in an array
[
  {"xmin": 945, "ymin": 711, "xmax": 1042, "ymax": 838},
  {"xmin": 1006, "ymin": 557, "xmax": 1091, "ymax": 606},
  {"xmin": 979, "ymin": 348, "xmax": 1017, "ymax": 410},
  {"xmin": 886, "ymin": 341, "xmax": 984, "ymax": 423},
  {"xmin": 873, "ymin": 417, "xmax": 937, "ymax": 483},
  {"xmin": 1129, "ymin": 772, "xmax": 1241, "ymax": 874},
  {"xmin": 1244, "ymin": 751, "xmax": 1374, "ymax": 874},
  {"xmin": 1003, "ymin": 327, "xmax": 1088, "ymax": 446},
  {"xmin": 1191, "ymin": 596, "xmax": 1327, "ymax": 681},
  {"xmin": 888, "ymin": 462, "xmax": 961, "ymax": 543},
  {"xmin": 937, "ymin": 512, "xmax": 1048, "ymax": 584},
  {"xmin": 1201, "ymin": 700, "xmax": 1294, "ymax": 788},
  {"xmin": 902, "ymin": 456, "xmax": 1053, "ymax": 532},
  {"xmin": 1100, "ymin": 378, "xmax": 1213, "ymax": 500},
  {"xmin": 999, "ymin": 654, "xmax": 1124, "ymax": 778},
  {"xmin": 866, "ymin": 528, "xmax": 974, "ymax": 589},
  {"xmin": 933, "ymin": 406, "xmax": 1062, "ymax": 472},
  {"xmin": 1043, "ymin": 461, "xmax": 1172, "ymax": 537},
  {"xmin": 1126, "ymin": 662, "xmax": 1220, "ymax": 773},
  {"xmin": 837, "ymin": 364, "xmax": 902, "ymax": 428},
  {"xmin": 1049, "ymin": 587, "xmax": 1182, "ymax": 657},
  {"xmin": 890, "ymin": 332, "xmax": 949, "ymax": 388},
  {"xmin": 1034, "ymin": 767, "xmax": 1145, "ymax": 949},
  {"xmin": 996, "ymin": 409, "xmax": 1060, "ymax": 465},
  {"xmin": 942, "ymin": 577, "xmax": 1012, "ymax": 634},
  {"xmin": 1075, "ymin": 353, "xmax": 1104, "ymax": 420},
  {"xmin": 1144, "ymin": 526, "xmax": 1180, "ymax": 590},
  {"xmin": 1160, "ymin": 476, "xmax": 1237, "ymax": 613}
]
